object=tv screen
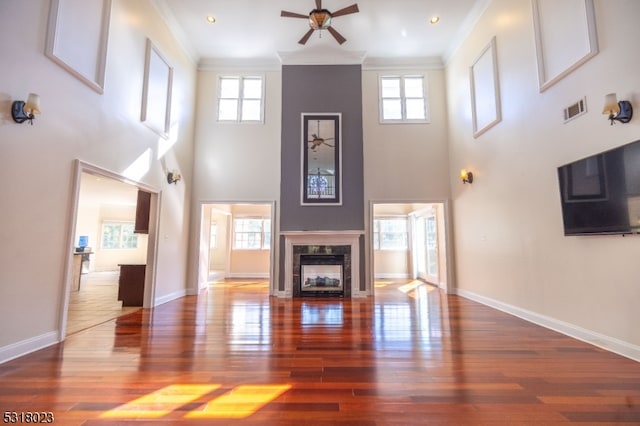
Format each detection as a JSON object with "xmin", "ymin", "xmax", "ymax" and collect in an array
[{"xmin": 557, "ymin": 139, "xmax": 640, "ymax": 235}]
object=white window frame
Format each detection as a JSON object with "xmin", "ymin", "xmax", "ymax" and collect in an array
[
  {"xmin": 101, "ymin": 221, "xmax": 138, "ymax": 250},
  {"xmin": 217, "ymin": 75, "xmax": 265, "ymax": 123},
  {"xmin": 232, "ymin": 217, "xmax": 271, "ymax": 250},
  {"xmin": 379, "ymin": 74, "xmax": 430, "ymax": 124},
  {"xmin": 373, "ymin": 217, "xmax": 409, "ymax": 251},
  {"xmin": 209, "ymin": 220, "xmax": 217, "ymax": 249}
]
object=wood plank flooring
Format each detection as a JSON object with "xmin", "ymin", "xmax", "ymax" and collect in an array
[
  {"xmin": 1, "ymin": 279, "xmax": 639, "ymax": 425},
  {"xmin": 66, "ymin": 271, "xmax": 140, "ymax": 335}
]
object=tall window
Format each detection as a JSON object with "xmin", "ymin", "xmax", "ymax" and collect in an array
[
  {"xmin": 218, "ymin": 76, "xmax": 264, "ymax": 122},
  {"xmin": 101, "ymin": 222, "xmax": 138, "ymax": 249},
  {"xmin": 233, "ymin": 218, "xmax": 271, "ymax": 250},
  {"xmin": 379, "ymin": 75, "xmax": 429, "ymax": 123},
  {"xmin": 373, "ymin": 218, "xmax": 408, "ymax": 250},
  {"xmin": 209, "ymin": 221, "xmax": 217, "ymax": 249}
]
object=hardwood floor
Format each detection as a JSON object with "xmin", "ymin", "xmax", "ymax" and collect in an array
[
  {"xmin": 1, "ymin": 279, "xmax": 639, "ymax": 425},
  {"xmin": 66, "ymin": 271, "xmax": 140, "ymax": 335}
]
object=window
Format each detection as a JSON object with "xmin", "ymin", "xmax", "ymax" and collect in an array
[
  {"xmin": 379, "ymin": 75, "xmax": 429, "ymax": 123},
  {"xmin": 210, "ymin": 221, "xmax": 217, "ymax": 249},
  {"xmin": 101, "ymin": 222, "xmax": 138, "ymax": 249},
  {"xmin": 217, "ymin": 76, "xmax": 264, "ymax": 122},
  {"xmin": 233, "ymin": 218, "xmax": 271, "ymax": 250},
  {"xmin": 373, "ymin": 218, "xmax": 408, "ymax": 250}
]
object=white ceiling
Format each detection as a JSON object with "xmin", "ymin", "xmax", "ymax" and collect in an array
[{"xmin": 152, "ymin": 0, "xmax": 488, "ymax": 67}]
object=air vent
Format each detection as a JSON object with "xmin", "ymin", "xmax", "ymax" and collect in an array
[{"xmin": 564, "ymin": 97, "xmax": 587, "ymax": 123}]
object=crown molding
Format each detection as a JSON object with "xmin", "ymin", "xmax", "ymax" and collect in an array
[
  {"xmin": 277, "ymin": 49, "xmax": 367, "ymax": 66},
  {"xmin": 198, "ymin": 57, "xmax": 282, "ymax": 72},
  {"xmin": 362, "ymin": 56, "xmax": 444, "ymax": 70},
  {"xmin": 443, "ymin": 0, "xmax": 493, "ymax": 66},
  {"xmin": 150, "ymin": 0, "xmax": 199, "ymax": 65}
]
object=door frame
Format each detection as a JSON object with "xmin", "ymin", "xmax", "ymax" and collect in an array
[
  {"xmin": 58, "ymin": 160, "xmax": 161, "ymax": 341},
  {"xmin": 195, "ymin": 201, "xmax": 277, "ymax": 294},
  {"xmin": 368, "ymin": 200, "xmax": 454, "ymax": 293}
]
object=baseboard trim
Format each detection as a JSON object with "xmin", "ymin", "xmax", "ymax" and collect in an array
[
  {"xmin": 375, "ymin": 273, "xmax": 411, "ymax": 279},
  {"xmin": 0, "ymin": 331, "xmax": 59, "ymax": 365},
  {"xmin": 455, "ymin": 288, "xmax": 640, "ymax": 362},
  {"xmin": 154, "ymin": 289, "xmax": 188, "ymax": 306},
  {"xmin": 226, "ymin": 273, "xmax": 269, "ymax": 279}
]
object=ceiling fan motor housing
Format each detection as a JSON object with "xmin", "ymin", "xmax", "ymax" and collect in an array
[{"xmin": 309, "ymin": 9, "xmax": 332, "ymax": 29}]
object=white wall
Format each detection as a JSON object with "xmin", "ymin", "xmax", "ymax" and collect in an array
[
  {"xmin": 0, "ymin": 0, "xmax": 197, "ymax": 361},
  {"xmin": 191, "ymin": 69, "xmax": 282, "ymax": 201},
  {"xmin": 446, "ymin": 0, "xmax": 640, "ymax": 358},
  {"xmin": 362, "ymin": 68, "xmax": 451, "ymax": 201},
  {"xmin": 188, "ymin": 69, "xmax": 282, "ymax": 290},
  {"xmin": 363, "ymin": 68, "xmax": 452, "ymax": 289}
]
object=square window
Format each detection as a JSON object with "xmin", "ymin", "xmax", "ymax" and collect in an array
[
  {"xmin": 406, "ymin": 98, "xmax": 426, "ymax": 120},
  {"xmin": 233, "ymin": 218, "xmax": 270, "ymax": 250},
  {"xmin": 381, "ymin": 77, "xmax": 401, "ymax": 98},
  {"xmin": 241, "ymin": 99, "xmax": 262, "ymax": 121},
  {"xmin": 101, "ymin": 222, "xmax": 138, "ymax": 249},
  {"xmin": 218, "ymin": 99, "xmax": 238, "ymax": 121},
  {"xmin": 220, "ymin": 78, "xmax": 240, "ymax": 98},
  {"xmin": 373, "ymin": 218, "xmax": 408, "ymax": 250},
  {"xmin": 243, "ymin": 78, "xmax": 262, "ymax": 99},
  {"xmin": 217, "ymin": 76, "xmax": 264, "ymax": 122},
  {"xmin": 404, "ymin": 77, "xmax": 424, "ymax": 98},
  {"xmin": 379, "ymin": 74, "xmax": 429, "ymax": 123},
  {"xmin": 382, "ymin": 99, "xmax": 402, "ymax": 120}
]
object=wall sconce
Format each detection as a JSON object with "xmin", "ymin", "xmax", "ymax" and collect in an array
[
  {"xmin": 11, "ymin": 93, "xmax": 41, "ymax": 125},
  {"xmin": 460, "ymin": 169, "xmax": 473, "ymax": 184},
  {"xmin": 166, "ymin": 171, "xmax": 181, "ymax": 184},
  {"xmin": 602, "ymin": 93, "xmax": 633, "ymax": 125}
]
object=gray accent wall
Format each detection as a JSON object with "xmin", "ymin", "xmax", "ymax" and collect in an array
[{"xmin": 280, "ymin": 65, "xmax": 364, "ymax": 231}]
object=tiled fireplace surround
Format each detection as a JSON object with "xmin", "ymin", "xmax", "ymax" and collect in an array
[{"xmin": 282, "ymin": 231, "xmax": 365, "ymax": 298}]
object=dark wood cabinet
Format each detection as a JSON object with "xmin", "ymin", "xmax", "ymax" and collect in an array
[
  {"xmin": 117, "ymin": 264, "xmax": 145, "ymax": 306},
  {"xmin": 134, "ymin": 190, "xmax": 151, "ymax": 234}
]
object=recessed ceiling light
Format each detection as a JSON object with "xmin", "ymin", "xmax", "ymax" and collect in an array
[
  {"xmin": 206, "ymin": 15, "xmax": 216, "ymax": 24},
  {"xmin": 429, "ymin": 16, "xmax": 440, "ymax": 24}
]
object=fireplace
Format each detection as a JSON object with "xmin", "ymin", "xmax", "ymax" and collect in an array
[
  {"xmin": 282, "ymin": 231, "xmax": 365, "ymax": 298},
  {"xmin": 294, "ymin": 248, "xmax": 350, "ymax": 297},
  {"xmin": 301, "ymin": 261, "xmax": 342, "ymax": 293}
]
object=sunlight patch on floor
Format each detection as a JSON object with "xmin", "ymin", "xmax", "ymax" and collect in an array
[
  {"xmin": 100, "ymin": 383, "xmax": 291, "ymax": 420},
  {"xmin": 101, "ymin": 384, "xmax": 220, "ymax": 419},
  {"xmin": 186, "ymin": 385, "xmax": 291, "ymax": 419}
]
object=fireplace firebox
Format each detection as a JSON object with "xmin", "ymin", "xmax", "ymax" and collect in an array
[
  {"xmin": 300, "ymin": 254, "xmax": 344, "ymax": 296},
  {"xmin": 292, "ymin": 245, "xmax": 351, "ymax": 298}
]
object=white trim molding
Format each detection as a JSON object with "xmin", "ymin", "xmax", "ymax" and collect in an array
[
  {"xmin": 456, "ymin": 288, "xmax": 640, "ymax": 362},
  {"xmin": 0, "ymin": 332, "xmax": 58, "ymax": 365}
]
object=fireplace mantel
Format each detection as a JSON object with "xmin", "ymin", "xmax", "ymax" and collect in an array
[{"xmin": 282, "ymin": 231, "xmax": 366, "ymax": 298}]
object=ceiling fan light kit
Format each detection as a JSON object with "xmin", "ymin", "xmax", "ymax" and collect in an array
[{"xmin": 281, "ymin": 0, "xmax": 359, "ymax": 45}]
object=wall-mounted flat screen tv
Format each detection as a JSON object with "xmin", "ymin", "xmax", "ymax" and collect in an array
[{"xmin": 557, "ymin": 139, "xmax": 640, "ymax": 235}]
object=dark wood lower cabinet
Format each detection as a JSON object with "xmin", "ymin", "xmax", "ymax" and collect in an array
[{"xmin": 117, "ymin": 264, "xmax": 145, "ymax": 306}]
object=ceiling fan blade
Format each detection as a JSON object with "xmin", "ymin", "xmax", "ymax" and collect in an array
[
  {"xmin": 327, "ymin": 26, "xmax": 346, "ymax": 44},
  {"xmin": 315, "ymin": 0, "xmax": 322, "ymax": 10},
  {"xmin": 298, "ymin": 29, "xmax": 315, "ymax": 45},
  {"xmin": 281, "ymin": 10, "xmax": 310, "ymax": 19},
  {"xmin": 331, "ymin": 4, "xmax": 359, "ymax": 17}
]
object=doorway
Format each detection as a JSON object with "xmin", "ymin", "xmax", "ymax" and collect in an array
[
  {"xmin": 60, "ymin": 161, "xmax": 160, "ymax": 339},
  {"xmin": 197, "ymin": 202, "xmax": 275, "ymax": 293},
  {"xmin": 371, "ymin": 202, "xmax": 449, "ymax": 291}
]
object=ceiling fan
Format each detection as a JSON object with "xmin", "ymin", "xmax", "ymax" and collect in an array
[
  {"xmin": 281, "ymin": 0, "xmax": 359, "ymax": 45},
  {"xmin": 308, "ymin": 120, "xmax": 334, "ymax": 151}
]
